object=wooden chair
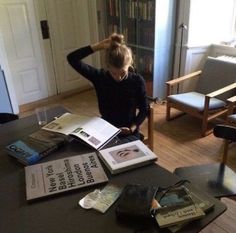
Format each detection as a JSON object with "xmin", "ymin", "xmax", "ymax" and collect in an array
[
  {"xmin": 213, "ymin": 95, "xmax": 236, "ymax": 163},
  {"xmin": 142, "ymin": 104, "xmax": 154, "ymax": 151},
  {"xmin": 0, "ymin": 113, "xmax": 19, "ymax": 124},
  {"xmin": 166, "ymin": 57, "xmax": 236, "ymax": 136},
  {"xmin": 213, "ymin": 124, "xmax": 236, "ymax": 163}
]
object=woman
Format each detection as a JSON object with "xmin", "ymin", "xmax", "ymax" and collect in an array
[{"xmin": 67, "ymin": 33, "xmax": 149, "ymax": 140}]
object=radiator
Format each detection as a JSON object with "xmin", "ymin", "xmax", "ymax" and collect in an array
[{"xmin": 216, "ymin": 55, "xmax": 236, "ymax": 63}]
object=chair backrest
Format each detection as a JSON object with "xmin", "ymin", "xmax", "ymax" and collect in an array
[
  {"xmin": 0, "ymin": 113, "xmax": 19, "ymax": 124},
  {"xmin": 228, "ymin": 114, "xmax": 236, "ymax": 123},
  {"xmin": 213, "ymin": 124, "xmax": 236, "ymax": 142},
  {"xmin": 196, "ymin": 57, "xmax": 236, "ymax": 100}
]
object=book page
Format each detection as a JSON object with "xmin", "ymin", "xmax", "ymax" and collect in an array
[
  {"xmin": 70, "ymin": 117, "xmax": 120, "ymax": 149},
  {"xmin": 42, "ymin": 113, "xmax": 91, "ymax": 135}
]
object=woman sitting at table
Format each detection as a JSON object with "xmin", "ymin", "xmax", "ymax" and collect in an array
[{"xmin": 67, "ymin": 33, "xmax": 149, "ymax": 141}]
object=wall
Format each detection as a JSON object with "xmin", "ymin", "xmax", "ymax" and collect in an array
[
  {"xmin": 173, "ymin": 0, "xmax": 236, "ymax": 93},
  {"xmin": 0, "ymin": 30, "xmax": 19, "ymax": 113}
]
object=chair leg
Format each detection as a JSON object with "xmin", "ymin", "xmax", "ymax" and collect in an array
[
  {"xmin": 166, "ymin": 101, "xmax": 171, "ymax": 121},
  {"xmin": 148, "ymin": 106, "xmax": 154, "ymax": 151},
  {"xmin": 222, "ymin": 139, "xmax": 229, "ymax": 163},
  {"xmin": 201, "ymin": 120, "xmax": 208, "ymax": 137}
]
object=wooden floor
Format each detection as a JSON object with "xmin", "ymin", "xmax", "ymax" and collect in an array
[{"xmin": 20, "ymin": 89, "xmax": 236, "ymax": 233}]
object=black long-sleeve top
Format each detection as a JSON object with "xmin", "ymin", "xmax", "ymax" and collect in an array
[{"xmin": 67, "ymin": 46, "xmax": 149, "ymax": 129}]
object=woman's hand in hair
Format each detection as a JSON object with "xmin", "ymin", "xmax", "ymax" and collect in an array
[
  {"xmin": 91, "ymin": 33, "xmax": 124, "ymax": 52},
  {"xmin": 91, "ymin": 37, "xmax": 111, "ymax": 52}
]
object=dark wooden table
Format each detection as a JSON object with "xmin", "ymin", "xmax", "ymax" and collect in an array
[
  {"xmin": 0, "ymin": 106, "xmax": 227, "ymax": 233},
  {"xmin": 174, "ymin": 163, "xmax": 236, "ymax": 198}
]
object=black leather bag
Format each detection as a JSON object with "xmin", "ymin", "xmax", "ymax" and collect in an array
[{"xmin": 116, "ymin": 184, "xmax": 158, "ymax": 220}]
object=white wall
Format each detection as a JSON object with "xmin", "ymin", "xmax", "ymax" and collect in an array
[{"xmin": 0, "ymin": 30, "xmax": 19, "ymax": 113}]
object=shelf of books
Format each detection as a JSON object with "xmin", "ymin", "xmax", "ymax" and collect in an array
[{"xmin": 105, "ymin": 0, "xmax": 155, "ymax": 96}]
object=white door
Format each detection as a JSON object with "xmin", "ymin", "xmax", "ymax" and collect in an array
[
  {"xmin": 44, "ymin": 0, "xmax": 98, "ymax": 93},
  {"xmin": 0, "ymin": 0, "xmax": 48, "ymax": 105}
]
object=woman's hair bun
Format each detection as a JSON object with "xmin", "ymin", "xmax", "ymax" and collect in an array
[{"xmin": 110, "ymin": 33, "xmax": 125, "ymax": 48}]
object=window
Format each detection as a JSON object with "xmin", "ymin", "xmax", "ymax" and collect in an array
[{"xmin": 188, "ymin": 0, "xmax": 236, "ymax": 46}]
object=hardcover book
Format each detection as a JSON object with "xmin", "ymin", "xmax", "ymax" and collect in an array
[
  {"xmin": 42, "ymin": 112, "xmax": 120, "ymax": 150},
  {"xmin": 155, "ymin": 186, "xmax": 213, "ymax": 230},
  {"xmin": 25, "ymin": 152, "xmax": 108, "ymax": 200},
  {"xmin": 155, "ymin": 204, "xmax": 205, "ymax": 228},
  {"xmin": 5, "ymin": 130, "xmax": 66, "ymax": 165},
  {"xmin": 98, "ymin": 140, "xmax": 157, "ymax": 174},
  {"xmin": 168, "ymin": 189, "xmax": 215, "ymax": 233}
]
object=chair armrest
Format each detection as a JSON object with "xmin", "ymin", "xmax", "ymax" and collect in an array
[
  {"xmin": 227, "ymin": 95, "xmax": 236, "ymax": 115},
  {"xmin": 166, "ymin": 70, "xmax": 202, "ymax": 86},
  {"xmin": 227, "ymin": 95, "xmax": 236, "ymax": 103},
  {"xmin": 206, "ymin": 83, "xmax": 236, "ymax": 98}
]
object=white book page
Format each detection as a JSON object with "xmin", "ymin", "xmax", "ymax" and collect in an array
[
  {"xmin": 70, "ymin": 117, "xmax": 120, "ymax": 149},
  {"xmin": 42, "ymin": 113, "xmax": 90, "ymax": 135}
]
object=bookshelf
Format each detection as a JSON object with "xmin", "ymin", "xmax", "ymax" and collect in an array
[{"xmin": 103, "ymin": 0, "xmax": 176, "ymax": 99}]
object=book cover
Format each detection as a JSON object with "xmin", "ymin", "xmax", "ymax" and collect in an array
[
  {"xmin": 5, "ymin": 130, "xmax": 66, "ymax": 165},
  {"xmin": 168, "ymin": 190, "xmax": 215, "ymax": 233},
  {"xmin": 42, "ymin": 112, "xmax": 120, "ymax": 150},
  {"xmin": 98, "ymin": 140, "xmax": 157, "ymax": 174},
  {"xmin": 157, "ymin": 186, "xmax": 194, "ymax": 211},
  {"xmin": 155, "ymin": 204, "xmax": 205, "ymax": 228},
  {"xmin": 25, "ymin": 152, "xmax": 108, "ymax": 200}
]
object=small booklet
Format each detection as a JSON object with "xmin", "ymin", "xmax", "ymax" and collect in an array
[
  {"xmin": 98, "ymin": 140, "xmax": 158, "ymax": 174},
  {"xmin": 5, "ymin": 130, "xmax": 66, "ymax": 165},
  {"xmin": 25, "ymin": 152, "xmax": 108, "ymax": 200},
  {"xmin": 92, "ymin": 184, "xmax": 122, "ymax": 213},
  {"xmin": 42, "ymin": 113, "xmax": 120, "ymax": 150}
]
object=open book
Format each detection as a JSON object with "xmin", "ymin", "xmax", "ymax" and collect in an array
[{"xmin": 42, "ymin": 113, "xmax": 120, "ymax": 150}]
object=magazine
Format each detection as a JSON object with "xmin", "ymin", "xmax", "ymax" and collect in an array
[
  {"xmin": 42, "ymin": 112, "xmax": 120, "ymax": 150},
  {"xmin": 98, "ymin": 140, "xmax": 158, "ymax": 174},
  {"xmin": 5, "ymin": 130, "xmax": 66, "ymax": 165},
  {"xmin": 25, "ymin": 152, "xmax": 108, "ymax": 200}
]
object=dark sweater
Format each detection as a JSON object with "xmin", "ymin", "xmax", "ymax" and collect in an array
[{"xmin": 67, "ymin": 46, "xmax": 149, "ymax": 129}]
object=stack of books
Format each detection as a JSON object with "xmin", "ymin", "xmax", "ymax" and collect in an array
[{"xmin": 154, "ymin": 186, "xmax": 215, "ymax": 232}]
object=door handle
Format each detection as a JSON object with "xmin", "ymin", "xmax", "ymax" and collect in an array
[{"xmin": 40, "ymin": 20, "xmax": 50, "ymax": 39}]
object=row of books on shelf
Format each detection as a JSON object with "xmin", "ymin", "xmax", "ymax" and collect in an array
[
  {"xmin": 139, "ymin": 27, "xmax": 154, "ymax": 47},
  {"xmin": 5, "ymin": 112, "xmax": 157, "ymax": 200},
  {"xmin": 108, "ymin": 0, "xmax": 154, "ymax": 21},
  {"xmin": 125, "ymin": 0, "xmax": 155, "ymax": 21},
  {"xmin": 107, "ymin": 21, "xmax": 154, "ymax": 47},
  {"xmin": 133, "ymin": 53, "xmax": 154, "ymax": 76},
  {"xmin": 122, "ymin": 27, "xmax": 154, "ymax": 48},
  {"xmin": 107, "ymin": 0, "xmax": 120, "ymax": 17},
  {"xmin": 107, "ymin": 24, "xmax": 120, "ymax": 36}
]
